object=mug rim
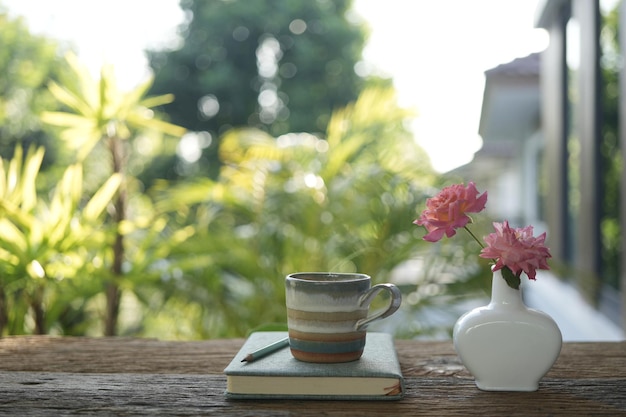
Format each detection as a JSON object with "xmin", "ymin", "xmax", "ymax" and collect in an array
[{"xmin": 286, "ymin": 272, "xmax": 370, "ymax": 283}]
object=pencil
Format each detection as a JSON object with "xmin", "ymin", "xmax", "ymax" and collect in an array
[{"xmin": 241, "ymin": 336, "xmax": 290, "ymax": 363}]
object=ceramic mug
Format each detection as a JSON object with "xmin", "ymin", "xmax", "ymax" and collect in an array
[{"xmin": 285, "ymin": 272, "xmax": 402, "ymax": 363}]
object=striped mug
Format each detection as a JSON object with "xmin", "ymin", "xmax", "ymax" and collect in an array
[{"xmin": 285, "ymin": 272, "xmax": 402, "ymax": 363}]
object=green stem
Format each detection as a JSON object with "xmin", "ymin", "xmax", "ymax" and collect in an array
[
  {"xmin": 463, "ymin": 225, "xmax": 485, "ymax": 249},
  {"xmin": 464, "ymin": 225, "xmax": 497, "ymax": 266}
]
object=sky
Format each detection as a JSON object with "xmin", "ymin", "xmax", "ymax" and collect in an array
[{"xmin": 3, "ymin": 0, "xmax": 548, "ymax": 172}]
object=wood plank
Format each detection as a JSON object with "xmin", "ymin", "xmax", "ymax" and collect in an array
[
  {"xmin": 0, "ymin": 372, "xmax": 624, "ymax": 416},
  {"xmin": 1, "ymin": 337, "xmax": 625, "ymax": 378},
  {"xmin": 0, "ymin": 336, "xmax": 243, "ymax": 374},
  {"xmin": 1, "ymin": 337, "xmax": 625, "ymax": 415}
]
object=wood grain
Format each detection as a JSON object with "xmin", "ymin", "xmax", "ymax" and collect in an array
[{"xmin": 0, "ymin": 336, "xmax": 625, "ymax": 416}]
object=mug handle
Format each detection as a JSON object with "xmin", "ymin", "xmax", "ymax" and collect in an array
[{"xmin": 354, "ymin": 283, "xmax": 402, "ymax": 331}]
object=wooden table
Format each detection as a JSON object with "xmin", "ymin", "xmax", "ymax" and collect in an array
[{"xmin": 0, "ymin": 336, "xmax": 624, "ymax": 416}]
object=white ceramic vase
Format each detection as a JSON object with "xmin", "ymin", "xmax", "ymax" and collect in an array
[{"xmin": 453, "ymin": 269, "xmax": 562, "ymax": 391}]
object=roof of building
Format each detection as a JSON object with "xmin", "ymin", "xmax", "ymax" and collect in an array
[
  {"xmin": 484, "ymin": 52, "xmax": 541, "ymax": 78},
  {"xmin": 451, "ymin": 53, "xmax": 543, "ymax": 177},
  {"xmin": 478, "ymin": 52, "xmax": 541, "ymax": 144}
]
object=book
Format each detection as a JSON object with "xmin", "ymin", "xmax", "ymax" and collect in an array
[{"xmin": 223, "ymin": 331, "xmax": 404, "ymax": 400}]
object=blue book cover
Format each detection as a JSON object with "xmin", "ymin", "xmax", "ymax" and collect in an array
[{"xmin": 224, "ymin": 331, "xmax": 404, "ymax": 400}]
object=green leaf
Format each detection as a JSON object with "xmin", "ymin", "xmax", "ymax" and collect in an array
[
  {"xmin": 40, "ymin": 111, "xmax": 95, "ymax": 129},
  {"xmin": 140, "ymin": 93, "xmax": 176, "ymax": 109},
  {"xmin": 82, "ymin": 173, "xmax": 122, "ymax": 221},
  {"xmin": 0, "ymin": 218, "xmax": 28, "ymax": 256},
  {"xmin": 0, "ymin": 198, "xmax": 36, "ymax": 229},
  {"xmin": 64, "ymin": 52, "xmax": 99, "ymax": 111},
  {"xmin": 120, "ymin": 77, "xmax": 153, "ymax": 110},
  {"xmin": 21, "ymin": 146, "xmax": 45, "ymax": 211},
  {"xmin": 6, "ymin": 145, "xmax": 23, "ymax": 200},
  {"xmin": 502, "ymin": 266, "xmax": 521, "ymax": 290},
  {"xmin": 126, "ymin": 113, "xmax": 186, "ymax": 137},
  {"xmin": 0, "ymin": 158, "xmax": 6, "ymax": 198},
  {"xmin": 47, "ymin": 81, "xmax": 93, "ymax": 116},
  {"xmin": 322, "ymin": 132, "xmax": 367, "ymax": 181}
]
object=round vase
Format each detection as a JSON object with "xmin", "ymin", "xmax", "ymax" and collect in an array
[{"xmin": 453, "ymin": 269, "xmax": 562, "ymax": 391}]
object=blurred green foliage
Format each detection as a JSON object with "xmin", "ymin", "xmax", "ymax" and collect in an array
[
  {"xmin": 0, "ymin": 9, "xmax": 66, "ymax": 170},
  {"xmin": 41, "ymin": 52, "xmax": 187, "ymax": 336},
  {"xmin": 145, "ymin": 88, "xmax": 437, "ymax": 338},
  {"xmin": 0, "ymin": 3, "xmax": 493, "ymax": 340},
  {"xmin": 599, "ymin": 6, "xmax": 621, "ymax": 289},
  {"xmin": 0, "ymin": 46, "xmax": 465, "ymax": 338},
  {"xmin": 0, "ymin": 145, "xmax": 121, "ymax": 334},
  {"xmin": 147, "ymin": 0, "xmax": 371, "ymax": 179}
]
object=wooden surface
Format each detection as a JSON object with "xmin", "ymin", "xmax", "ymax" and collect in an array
[{"xmin": 0, "ymin": 336, "xmax": 625, "ymax": 416}]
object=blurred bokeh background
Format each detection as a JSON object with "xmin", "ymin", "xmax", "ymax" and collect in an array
[{"xmin": 0, "ymin": 0, "xmax": 623, "ymax": 341}]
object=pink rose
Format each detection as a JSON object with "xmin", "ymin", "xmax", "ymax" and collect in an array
[
  {"xmin": 414, "ymin": 182, "xmax": 488, "ymax": 242},
  {"xmin": 480, "ymin": 221, "xmax": 552, "ymax": 280}
]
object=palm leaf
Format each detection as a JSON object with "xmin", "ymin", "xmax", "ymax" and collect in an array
[
  {"xmin": 47, "ymin": 81, "xmax": 93, "ymax": 117},
  {"xmin": 0, "ymin": 216, "xmax": 29, "ymax": 257},
  {"xmin": 126, "ymin": 113, "xmax": 186, "ymax": 137},
  {"xmin": 82, "ymin": 173, "xmax": 122, "ymax": 221},
  {"xmin": 40, "ymin": 111, "xmax": 95, "ymax": 129},
  {"xmin": 140, "ymin": 93, "xmax": 176, "ymax": 109},
  {"xmin": 64, "ymin": 52, "xmax": 99, "ymax": 111},
  {"xmin": 0, "ymin": 158, "xmax": 5, "ymax": 198},
  {"xmin": 21, "ymin": 146, "xmax": 45, "ymax": 212},
  {"xmin": 3, "ymin": 146, "xmax": 27, "ymax": 207},
  {"xmin": 120, "ymin": 77, "xmax": 154, "ymax": 111}
]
